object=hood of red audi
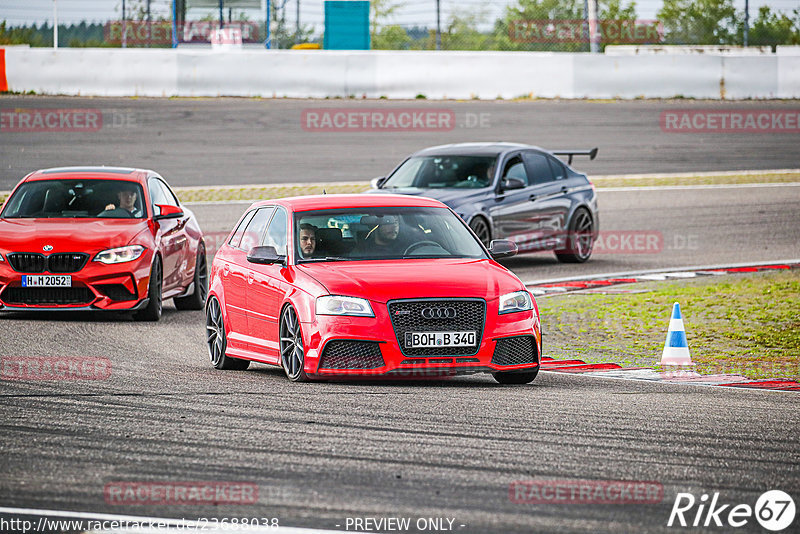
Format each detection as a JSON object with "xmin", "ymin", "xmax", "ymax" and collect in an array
[
  {"xmin": 0, "ymin": 218, "xmax": 149, "ymax": 254},
  {"xmin": 298, "ymin": 258, "xmax": 524, "ymax": 303}
]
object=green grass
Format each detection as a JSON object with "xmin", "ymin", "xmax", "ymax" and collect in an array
[
  {"xmin": 170, "ymin": 182, "xmax": 370, "ymax": 203},
  {"xmin": 537, "ymin": 269, "xmax": 800, "ymax": 381}
]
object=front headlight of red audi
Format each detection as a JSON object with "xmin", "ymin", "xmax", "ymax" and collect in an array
[
  {"xmin": 498, "ymin": 290, "xmax": 533, "ymax": 315},
  {"xmin": 316, "ymin": 295, "xmax": 375, "ymax": 317}
]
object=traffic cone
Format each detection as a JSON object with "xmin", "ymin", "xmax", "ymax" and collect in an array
[{"xmin": 660, "ymin": 302, "xmax": 693, "ymax": 366}]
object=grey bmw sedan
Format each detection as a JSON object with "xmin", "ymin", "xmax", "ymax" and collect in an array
[{"xmin": 367, "ymin": 142, "xmax": 599, "ymax": 263}]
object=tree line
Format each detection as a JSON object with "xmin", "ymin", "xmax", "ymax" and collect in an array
[{"xmin": 2, "ymin": 0, "xmax": 798, "ymax": 50}]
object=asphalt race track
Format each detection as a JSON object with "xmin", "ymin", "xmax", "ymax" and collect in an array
[
  {"xmin": 1, "ymin": 97, "xmax": 800, "ymax": 189},
  {"xmin": 1, "ymin": 310, "xmax": 799, "ymax": 534},
  {"xmin": 1, "ymin": 97, "xmax": 799, "ymax": 533}
]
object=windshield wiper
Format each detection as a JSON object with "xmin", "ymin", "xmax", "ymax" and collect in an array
[{"xmin": 297, "ymin": 256, "xmax": 350, "ymax": 263}]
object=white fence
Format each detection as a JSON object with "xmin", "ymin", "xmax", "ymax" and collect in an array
[{"xmin": 4, "ymin": 47, "xmax": 799, "ymax": 99}]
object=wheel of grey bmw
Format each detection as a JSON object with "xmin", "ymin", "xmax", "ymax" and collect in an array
[
  {"xmin": 206, "ymin": 296, "xmax": 249, "ymax": 370},
  {"xmin": 469, "ymin": 217, "xmax": 491, "ymax": 247},
  {"xmin": 555, "ymin": 208, "xmax": 594, "ymax": 263},
  {"xmin": 279, "ymin": 305, "xmax": 308, "ymax": 382}
]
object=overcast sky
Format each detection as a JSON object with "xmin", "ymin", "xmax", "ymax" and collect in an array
[{"xmin": 0, "ymin": 0, "xmax": 796, "ymax": 31}]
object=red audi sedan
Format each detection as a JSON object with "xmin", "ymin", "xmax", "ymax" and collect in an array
[
  {"xmin": 207, "ymin": 194, "xmax": 541, "ymax": 384},
  {"xmin": 0, "ymin": 167, "xmax": 207, "ymax": 320}
]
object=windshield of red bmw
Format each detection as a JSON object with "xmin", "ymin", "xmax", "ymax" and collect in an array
[
  {"xmin": 1, "ymin": 179, "xmax": 146, "ymax": 219},
  {"xmin": 381, "ymin": 155, "xmax": 497, "ymax": 189},
  {"xmin": 295, "ymin": 207, "xmax": 488, "ymax": 262}
]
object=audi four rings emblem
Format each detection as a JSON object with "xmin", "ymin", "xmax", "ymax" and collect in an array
[
  {"xmin": 421, "ymin": 307, "xmax": 457, "ymax": 319},
  {"xmin": 42, "ymin": 245, "xmax": 54, "ymax": 251}
]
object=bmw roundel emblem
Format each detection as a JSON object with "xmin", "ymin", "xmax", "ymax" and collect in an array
[{"xmin": 43, "ymin": 245, "xmax": 54, "ymax": 252}]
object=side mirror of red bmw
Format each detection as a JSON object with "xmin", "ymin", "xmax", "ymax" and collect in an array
[{"xmin": 153, "ymin": 204, "xmax": 184, "ymax": 220}]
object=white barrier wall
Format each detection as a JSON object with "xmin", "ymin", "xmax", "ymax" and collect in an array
[{"xmin": 4, "ymin": 48, "xmax": 799, "ymax": 99}]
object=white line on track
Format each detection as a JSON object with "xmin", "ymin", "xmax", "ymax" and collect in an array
[
  {"xmin": 0, "ymin": 506, "xmax": 342, "ymax": 534},
  {"xmin": 598, "ymin": 182, "xmax": 800, "ymax": 192},
  {"xmin": 521, "ymin": 259, "xmax": 800, "ymax": 286}
]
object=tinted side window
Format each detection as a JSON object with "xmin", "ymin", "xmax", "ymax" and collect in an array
[
  {"xmin": 263, "ymin": 208, "xmax": 288, "ymax": 256},
  {"xmin": 148, "ymin": 178, "xmax": 169, "ymax": 210},
  {"xmin": 548, "ymin": 157, "xmax": 566, "ymax": 180},
  {"xmin": 523, "ymin": 153, "xmax": 555, "ymax": 185},
  {"xmin": 239, "ymin": 207, "xmax": 274, "ymax": 252},
  {"xmin": 229, "ymin": 209, "xmax": 257, "ymax": 248},
  {"xmin": 156, "ymin": 179, "xmax": 181, "ymax": 205},
  {"xmin": 503, "ymin": 156, "xmax": 528, "ymax": 186}
]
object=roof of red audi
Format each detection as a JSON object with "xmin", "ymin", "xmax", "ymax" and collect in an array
[
  {"xmin": 251, "ymin": 194, "xmax": 447, "ymax": 211},
  {"xmin": 25, "ymin": 167, "xmax": 149, "ymax": 182}
]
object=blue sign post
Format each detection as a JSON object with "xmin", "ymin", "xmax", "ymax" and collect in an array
[{"xmin": 324, "ymin": 1, "xmax": 370, "ymax": 50}]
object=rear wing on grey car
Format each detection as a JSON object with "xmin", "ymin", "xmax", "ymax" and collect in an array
[{"xmin": 552, "ymin": 148, "xmax": 599, "ymax": 165}]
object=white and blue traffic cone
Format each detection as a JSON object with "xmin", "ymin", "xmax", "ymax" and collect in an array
[{"xmin": 660, "ymin": 302, "xmax": 694, "ymax": 366}]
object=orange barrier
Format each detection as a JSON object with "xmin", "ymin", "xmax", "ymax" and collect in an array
[{"xmin": 0, "ymin": 49, "xmax": 8, "ymax": 92}]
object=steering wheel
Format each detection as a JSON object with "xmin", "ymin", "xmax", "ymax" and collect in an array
[
  {"xmin": 403, "ymin": 240, "xmax": 445, "ymax": 256},
  {"xmin": 97, "ymin": 207, "xmax": 133, "ymax": 218}
]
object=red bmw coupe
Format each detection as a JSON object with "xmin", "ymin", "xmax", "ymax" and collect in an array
[
  {"xmin": 0, "ymin": 167, "xmax": 207, "ymax": 320},
  {"xmin": 207, "ymin": 194, "xmax": 541, "ymax": 384}
]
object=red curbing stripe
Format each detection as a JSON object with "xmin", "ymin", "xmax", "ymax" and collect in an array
[
  {"xmin": 540, "ymin": 359, "xmax": 588, "ymax": 366},
  {"xmin": 0, "ymin": 49, "xmax": 8, "ymax": 92},
  {"xmin": 543, "ymin": 363, "xmax": 623, "ymax": 373},
  {"xmin": 757, "ymin": 265, "xmax": 791, "ymax": 270}
]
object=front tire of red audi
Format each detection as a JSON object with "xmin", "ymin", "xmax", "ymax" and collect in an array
[{"xmin": 279, "ymin": 305, "xmax": 309, "ymax": 382}]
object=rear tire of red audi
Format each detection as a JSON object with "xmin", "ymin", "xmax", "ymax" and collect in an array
[{"xmin": 206, "ymin": 296, "xmax": 250, "ymax": 371}]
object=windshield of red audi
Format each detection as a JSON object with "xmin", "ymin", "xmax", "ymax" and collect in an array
[
  {"xmin": 1, "ymin": 179, "xmax": 146, "ymax": 219},
  {"xmin": 382, "ymin": 155, "xmax": 497, "ymax": 189},
  {"xmin": 294, "ymin": 207, "xmax": 488, "ymax": 262}
]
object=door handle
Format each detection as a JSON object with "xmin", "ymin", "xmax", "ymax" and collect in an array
[
  {"xmin": 247, "ymin": 272, "xmax": 255, "ymax": 284},
  {"xmin": 222, "ymin": 264, "xmax": 230, "ymax": 276},
  {"xmin": 529, "ymin": 194, "xmax": 538, "ymax": 201},
  {"xmin": 560, "ymin": 187, "xmax": 568, "ymax": 194}
]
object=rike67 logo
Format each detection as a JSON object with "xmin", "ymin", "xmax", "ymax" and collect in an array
[{"xmin": 668, "ymin": 490, "xmax": 795, "ymax": 531}]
